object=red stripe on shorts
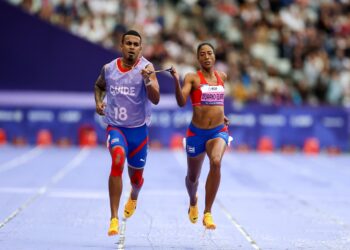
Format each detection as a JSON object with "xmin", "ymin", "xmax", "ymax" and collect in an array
[
  {"xmin": 220, "ymin": 126, "xmax": 228, "ymax": 132},
  {"xmin": 186, "ymin": 128, "xmax": 196, "ymax": 137},
  {"xmin": 129, "ymin": 136, "xmax": 148, "ymax": 158}
]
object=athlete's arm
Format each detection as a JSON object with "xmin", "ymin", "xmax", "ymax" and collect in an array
[
  {"xmin": 168, "ymin": 66, "xmax": 185, "ymax": 107},
  {"xmin": 175, "ymin": 73, "xmax": 196, "ymax": 107},
  {"xmin": 94, "ymin": 65, "xmax": 107, "ymax": 115},
  {"xmin": 218, "ymin": 71, "xmax": 229, "ymax": 125},
  {"xmin": 141, "ymin": 64, "xmax": 160, "ymax": 105}
]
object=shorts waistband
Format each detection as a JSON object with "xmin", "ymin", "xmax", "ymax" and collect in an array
[
  {"xmin": 107, "ymin": 124, "xmax": 146, "ymax": 131},
  {"xmin": 188, "ymin": 122, "xmax": 225, "ymax": 136}
]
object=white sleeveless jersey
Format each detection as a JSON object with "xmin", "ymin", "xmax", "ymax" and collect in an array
[{"xmin": 103, "ymin": 57, "xmax": 151, "ymax": 127}]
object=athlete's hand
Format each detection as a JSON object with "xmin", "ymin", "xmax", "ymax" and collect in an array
[
  {"xmin": 224, "ymin": 116, "xmax": 230, "ymax": 126},
  {"xmin": 96, "ymin": 102, "xmax": 106, "ymax": 116},
  {"xmin": 141, "ymin": 67, "xmax": 152, "ymax": 84},
  {"xmin": 169, "ymin": 66, "xmax": 179, "ymax": 81}
]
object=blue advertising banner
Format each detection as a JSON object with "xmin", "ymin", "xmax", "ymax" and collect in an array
[{"xmin": 0, "ymin": 101, "xmax": 349, "ymax": 151}]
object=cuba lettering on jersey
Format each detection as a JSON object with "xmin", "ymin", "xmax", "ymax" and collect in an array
[
  {"xmin": 103, "ymin": 57, "xmax": 152, "ymax": 128},
  {"xmin": 200, "ymin": 85, "xmax": 225, "ymax": 105}
]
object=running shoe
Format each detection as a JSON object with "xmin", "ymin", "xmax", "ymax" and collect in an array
[
  {"xmin": 124, "ymin": 196, "xmax": 137, "ymax": 218},
  {"xmin": 108, "ymin": 217, "xmax": 119, "ymax": 236},
  {"xmin": 188, "ymin": 197, "xmax": 198, "ymax": 223},
  {"xmin": 202, "ymin": 212, "xmax": 216, "ymax": 229}
]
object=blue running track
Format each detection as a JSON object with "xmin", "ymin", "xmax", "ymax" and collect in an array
[{"xmin": 0, "ymin": 146, "xmax": 350, "ymax": 249}]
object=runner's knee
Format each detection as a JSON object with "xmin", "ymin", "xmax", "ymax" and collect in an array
[
  {"xmin": 131, "ymin": 169, "xmax": 144, "ymax": 188},
  {"xmin": 186, "ymin": 175, "xmax": 199, "ymax": 185},
  {"xmin": 209, "ymin": 156, "xmax": 221, "ymax": 169},
  {"xmin": 110, "ymin": 146, "xmax": 125, "ymax": 177}
]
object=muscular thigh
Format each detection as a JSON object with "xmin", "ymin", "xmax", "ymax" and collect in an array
[
  {"xmin": 206, "ymin": 137, "xmax": 227, "ymax": 160},
  {"xmin": 107, "ymin": 125, "xmax": 148, "ymax": 168},
  {"xmin": 107, "ymin": 127, "xmax": 128, "ymax": 154},
  {"xmin": 122, "ymin": 125, "xmax": 149, "ymax": 168}
]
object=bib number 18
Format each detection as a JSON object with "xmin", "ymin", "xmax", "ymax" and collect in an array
[{"xmin": 114, "ymin": 107, "xmax": 128, "ymax": 121}]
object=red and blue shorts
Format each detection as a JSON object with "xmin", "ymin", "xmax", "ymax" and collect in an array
[
  {"xmin": 185, "ymin": 123, "xmax": 229, "ymax": 157},
  {"xmin": 106, "ymin": 124, "xmax": 148, "ymax": 168}
]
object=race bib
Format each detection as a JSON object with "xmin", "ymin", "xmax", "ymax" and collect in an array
[{"xmin": 200, "ymin": 85, "xmax": 224, "ymax": 105}]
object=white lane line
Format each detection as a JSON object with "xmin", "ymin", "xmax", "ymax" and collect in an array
[
  {"xmin": 116, "ymin": 189, "xmax": 132, "ymax": 250},
  {"xmin": 0, "ymin": 148, "xmax": 90, "ymax": 229},
  {"xmin": 173, "ymin": 151, "xmax": 261, "ymax": 250},
  {"xmin": 0, "ymin": 187, "xmax": 294, "ymax": 202},
  {"xmin": 50, "ymin": 149, "xmax": 90, "ymax": 184},
  {"xmin": 0, "ymin": 187, "xmax": 37, "ymax": 194},
  {"xmin": 0, "ymin": 147, "xmax": 43, "ymax": 174},
  {"xmin": 116, "ymin": 218, "xmax": 127, "ymax": 250},
  {"xmin": 216, "ymin": 199, "xmax": 260, "ymax": 250}
]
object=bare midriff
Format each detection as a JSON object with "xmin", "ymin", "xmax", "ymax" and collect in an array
[{"xmin": 191, "ymin": 105, "xmax": 224, "ymax": 129}]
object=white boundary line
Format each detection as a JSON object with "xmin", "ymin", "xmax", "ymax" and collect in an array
[
  {"xmin": 0, "ymin": 187, "xmax": 37, "ymax": 194},
  {"xmin": 173, "ymin": 151, "xmax": 261, "ymax": 250},
  {"xmin": 115, "ymin": 187, "xmax": 132, "ymax": 250},
  {"xmin": 0, "ymin": 147, "xmax": 43, "ymax": 174},
  {"xmin": 0, "ymin": 148, "xmax": 90, "ymax": 229},
  {"xmin": 216, "ymin": 199, "xmax": 260, "ymax": 250},
  {"xmin": 116, "ymin": 218, "xmax": 127, "ymax": 250}
]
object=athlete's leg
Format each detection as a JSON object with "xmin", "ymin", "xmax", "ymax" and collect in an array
[
  {"xmin": 128, "ymin": 167, "xmax": 144, "ymax": 200},
  {"xmin": 123, "ymin": 126, "xmax": 148, "ymax": 219},
  {"xmin": 204, "ymin": 138, "xmax": 227, "ymax": 214},
  {"xmin": 186, "ymin": 153, "xmax": 205, "ymax": 224},
  {"xmin": 109, "ymin": 145, "xmax": 126, "ymax": 219},
  {"xmin": 107, "ymin": 145, "xmax": 126, "ymax": 235},
  {"xmin": 186, "ymin": 153, "xmax": 205, "ymax": 206},
  {"xmin": 184, "ymin": 124, "xmax": 206, "ymax": 223},
  {"xmin": 106, "ymin": 126, "xmax": 129, "ymax": 235},
  {"xmin": 124, "ymin": 167, "xmax": 144, "ymax": 218}
]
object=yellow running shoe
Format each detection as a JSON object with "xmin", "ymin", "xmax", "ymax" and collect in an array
[
  {"xmin": 124, "ymin": 196, "xmax": 137, "ymax": 218},
  {"xmin": 108, "ymin": 218, "xmax": 119, "ymax": 236},
  {"xmin": 188, "ymin": 204, "xmax": 198, "ymax": 223},
  {"xmin": 202, "ymin": 212, "xmax": 216, "ymax": 230}
]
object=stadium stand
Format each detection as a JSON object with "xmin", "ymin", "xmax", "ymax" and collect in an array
[{"xmin": 1, "ymin": 0, "xmax": 350, "ymax": 152}]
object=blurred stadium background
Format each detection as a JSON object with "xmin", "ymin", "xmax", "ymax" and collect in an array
[{"xmin": 1, "ymin": 0, "xmax": 350, "ymax": 153}]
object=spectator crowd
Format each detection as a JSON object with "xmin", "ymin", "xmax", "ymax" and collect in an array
[{"xmin": 8, "ymin": 0, "xmax": 350, "ymax": 107}]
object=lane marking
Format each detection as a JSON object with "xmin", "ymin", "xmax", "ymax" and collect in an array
[
  {"xmin": 173, "ymin": 151, "xmax": 261, "ymax": 249},
  {"xmin": 116, "ymin": 218, "xmax": 127, "ymax": 250},
  {"xmin": 0, "ymin": 147, "xmax": 43, "ymax": 174},
  {"xmin": 0, "ymin": 148, "xmax": 90, "ymax": 229},
  {"xmin": 50, "ymin": 149, "xmax": 90, "ymax": 184},
  {"xmin": 116, "ymin": 190, "xmax": 132, "ymax": 250},
  {"xmin": 0, "ymin": 187, "xmax": 37, "ymax": 194},
  {"xmin": 216, "ymin": 199, "xmax": 260, "ymax": 250}
]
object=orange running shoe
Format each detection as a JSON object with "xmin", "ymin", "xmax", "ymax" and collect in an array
[
  {"xmin": 108, "ymin": 218, "xmax": 119, "ymax": 236},
  {"xmin": 188, "ymin": 197, "xmax": 198, "ymax": 223},
  {"xmin": 124, "ymin": 196, "xmax": 137, "ymax": 218},
  {"xmin": 202, "ymin": 212, "xmax": 216, "ymax": 229}
]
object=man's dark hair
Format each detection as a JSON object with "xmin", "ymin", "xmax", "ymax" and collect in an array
[
  {"xmin": 197, "ymin": 42, "xmax": 215, "ymax": 57},
  {"xmin": 122, "ymin": 30, "xmax": 142, "ymax": 44}
]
